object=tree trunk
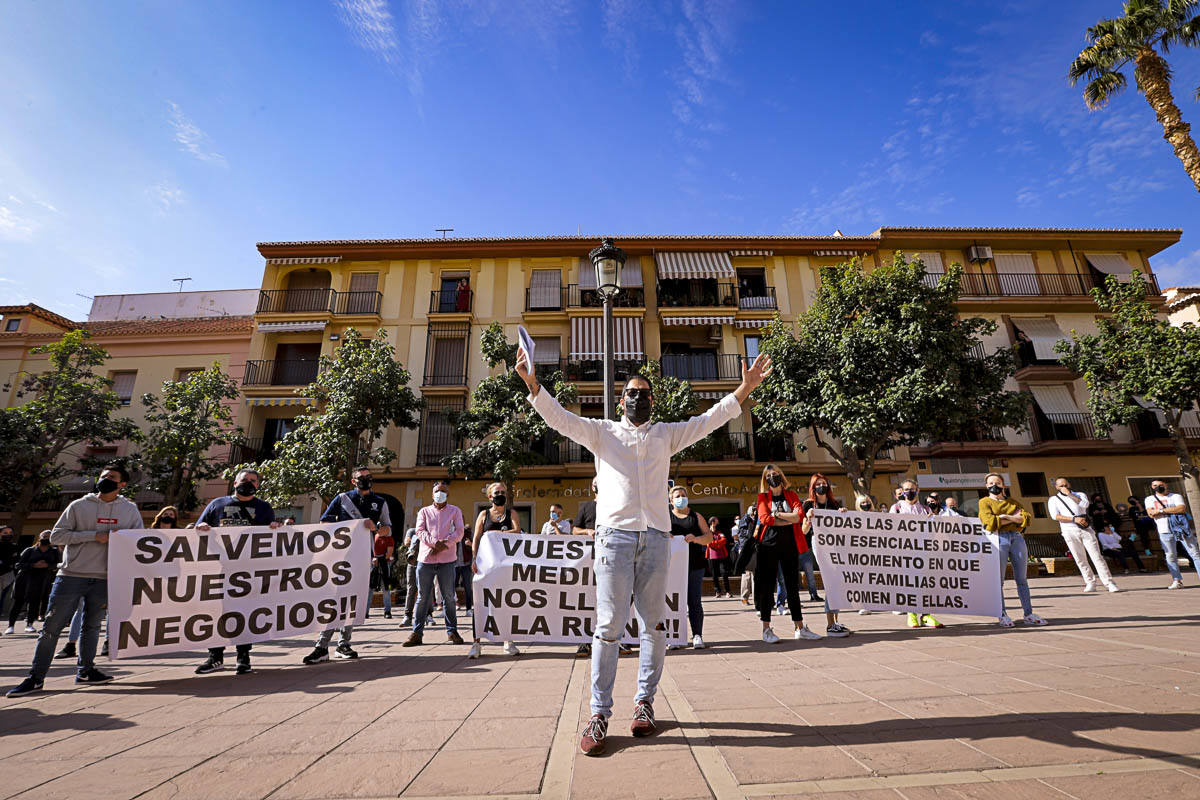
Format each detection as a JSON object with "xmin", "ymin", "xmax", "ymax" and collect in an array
[
  {"xmin": 1135, "ymin": 48, "xmax": 1200, "ymax": 193},
  {"xmin": 1167, "ymin": 426, "xmax": 1200, "ymax": 524}
]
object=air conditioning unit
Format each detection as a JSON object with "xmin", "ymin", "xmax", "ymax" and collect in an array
[
  {"xmin": 708, "ymin": 325, "xmax": 722, "ymax": 341},
  {"xmin": 967, "ymin": 245, "xmax": 993, "ymax": 263}
]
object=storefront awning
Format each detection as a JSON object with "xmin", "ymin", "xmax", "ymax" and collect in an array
[
  {"xmin": 245, "ymin": 397, "xmax": 317, "ymax": 407},
  {"xmin": 257, "ymin": 321, "xmax": 328, "ymax": 332},
  {"xmin": 569, "ymin": 316, "xmax": 645, "ymax": 360},
  {"xmin": 1085, "ymin": 253, "xmax": 1135, "ymax": 282},
  {"xmin": 1029, "ymin": 385, "xmax": 1082, "ymax": 422},
  {"xmin": 1013, "ymin": 317, "xmax": 1067, "ymax": 360},
  {"xmin": 264, "ymin": 256, "xmax": 342, "ymax": 265},
  {"xmin": 661, "ymin": 315, "xmax": 734, "ymax": 327},
  {"xmin": 655, "ymin": 251, "xmax": 735, "ymax": 280}
]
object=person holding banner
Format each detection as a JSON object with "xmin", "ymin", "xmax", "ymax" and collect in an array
[
  {"xmin": 516, "ymin": 349, "xmax": 771, "ymax": 757},
  {"xmin": 193, "ymin": 469, "xmax": 279, "ymax": 676},
  {"xmin": 404, "ymin": 480, "xmax": 466, "ymax": 648},
  {"xmin": 7, "ymin": 465, "xmax": 139, "ymax": 698},
  {"xmin": 467, "ymin": 482, "xmax": 522, "ymax": 659},
  {"xmin": 668, "ymin": 486, "xmax": 713, "ymax": 650},
  {"xmin": 978, "ymin": 473, "xmax": 1047, "ymax": 628},
  {"xmin": 889, "ymin": 478, "xmax": 944, "ymax": 630},
  {"xmin": 801, "ymin": 474, "xmax": 852, "ymax": 638},
  {"xmin": 754, "ymin": 465, "xmax": 822, "ymax": 644}
]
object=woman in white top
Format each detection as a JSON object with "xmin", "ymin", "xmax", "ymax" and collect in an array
[
  {"xmin": 1048, "ymin": 477, "xmax": 1118, "ymax": 594},
  {"xmin": 468, "ymin": 482, "xmax": 523, "ymax": 659}
]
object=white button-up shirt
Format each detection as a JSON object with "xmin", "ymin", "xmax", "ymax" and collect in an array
[{"xmin": 529, "ymin": 390, "xmax": 742, "ymax": 533}]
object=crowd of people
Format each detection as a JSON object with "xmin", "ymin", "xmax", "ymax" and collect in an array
[{"xmin": 2, "ymin": 354, "xmax": 1198, "ymax": 756}]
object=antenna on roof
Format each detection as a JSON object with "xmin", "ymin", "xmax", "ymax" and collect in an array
[
  {"xmin": 76, "ymin": 293, "xmax": 93, "ymax": 301},
  {"xmin": 173, "ymin": 277, "xmax": 192, "ymax": 292},
  {"xmin": 435, "ymin": 228, "xmax": 453, "ymax": 239}
]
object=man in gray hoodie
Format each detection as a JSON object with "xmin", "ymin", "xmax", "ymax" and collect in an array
[{"xmin": 6, "ymin": 464, "xmax": 142, "ymax": 697}]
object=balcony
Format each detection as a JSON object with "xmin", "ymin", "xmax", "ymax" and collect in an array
[
  {"xmin": 923, "ymin": 271, "xmax": 1161, "ymax": 298},
  {"xmin": 551, "ymin": 359, "xmax": 641, "ymax": 384},
  {"xmin": 737, "ymin": 287, "xmax": 777, "ymax": 310},
  {"xmin": 430, "ymin": 289, "xmax": 473, "ymax": 314},
  {"xmin": 229, "ymin": 438, "xmax": 264, "ymax": 465},
  {"xmin": 243, "ymin": 359, "xmax": 320, "ymax": 387},
  {"xmin": 257, "ymin": 289, "xmax": 381, "ymax": 315},
  {"xmin": 526, "ymin": 287, "xmax": 566, "ymax": 312},
  {"xmin": 657, "ymin": 281, "xmax": 737, "ymax": 308},
  {"xmin": 423, "ymin": 368, "xmax": 467, "ymax": 387},
  {"xmin": 566, "ymin": 284, "xmax": 646, "ymax": 308},
  {"xmin": 1032, "ymin": 412, "xmax": 1106, "ymax": 443},
  {"xmin": 754, "ymin": 435, "xmax": 796, "ymax": 462},
  {"xmin": 712, "ymin": 431, "xmax": 753, "ymax": 461},
  {"xmin": 1129, "ymin": 412, "xmax": 1200, "ymax": 442},
  {"xmin": 662, "ymin": 353, "xmax": 741, "ymax": 381},
  {"xmin": 530, "ymin": 437, "xmax": 595, "ymax": 465}
]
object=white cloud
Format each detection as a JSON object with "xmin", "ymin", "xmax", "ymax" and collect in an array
[
  {"xmin": 0, "ymin": 205, "xmax": 36, "ymax": 242},
  {"xmin": 167, "ymin": 101, "xmax": 227, "ymax": 166},
  {"xmin": 1015, "ymin": 187, "xmax": 1040, "ymax": 207},
  {"xmin": 147, "ymin": 181, "xmax": 185, "ymax": 212},
  {"xmin": 1152, "ymin": 248, "xmax": 1200, "ymax": 288},
  {"xmin": 919, "ymin": 30, "xmax": 941, "ymax": 47}
]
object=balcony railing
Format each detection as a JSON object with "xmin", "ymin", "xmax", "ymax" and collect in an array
[
  {"xmin": 257, "ymin": 289, "xmax": 382, "ymax": 315},
  {"xmin": 525, "ymin": 287, "xmax": 566, "ymax": 312},
  {"xmin": 531, "ymin": 437, "xmax": 595, "ymax": 465},
  {"xmin": 1033, "ymin": 412, "xmax": 1106, "ymax": 442},
  {"xmin": 423, "ymin": 369, "xmax": 467, "ymax": 387},
  {"xmin": 561, "ymin": 359, "xmax": 641, "ymax": 384},
  {"xmin": 229, "ymin": 438, "xmax": 264, "ymax": 465},
  {"xmin": 713, "ymin": 432, "xmax": 753, "ymax": 460},
  {"xmin": 923, "ymin": 271, "xmax": 1160, "ymax": 298},
  {"xmin": 430, "ymin": 289, "xmax": 474, "ymax": 314},
  {"xmin": 657, "ymin": 281, "xmax": 737, "ymax": 308},
  {"xmin": 243, "ymin": 359, "xmax": 320, "ymax": 387},
  {"xmin": 566, "ymin": 284, "xmax": 646, "ymax": 308},
  {"xmin": 754, "ymin": 435, "xmax": 796, "ymax": 462},
  {"xmin": 662, "ymin": 353, "xmax": 742, "ymax": 381},
  {"xmin": 737, "ymin": 287, "xmax": 777, "ymax": 310}
]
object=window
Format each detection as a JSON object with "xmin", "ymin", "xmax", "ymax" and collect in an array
[
  {"xmin": 1067, "ymin": 476, "xmax": 1109, "ymax": 505},
  {"xmin": 529, "ymin": 270, "xmax": 563, "ymax": 310},
  {"xmin": 930, "ymin": 457, "xmax": 989, "ymax": 474},
  {"xmin": 349, "ymin": 272, "xmax": 379, "ymax": 293},
  {"xmin": 111, "ymin": 371, "xmax": 137, "ymax": 405},
  {"xmin": 418, "ymin": 401, "xmax": 464, "ymax": 466},
  {"xmin": 176, "ymin": 368, "xmax": 204, "ymax": 382},
  {"xmin": 744, "ymin": 336, "xmax": 761, "ymax": 361},
  {"xmin": 4, "ymin": 318, "xmax": 20, "ymax": 331},
  {"xmin": 86, "ymin": 446, "xmax": 119, "ymax": 460},
  {"xmin": 262, "ymin": 418, "xmax": 297, "ymax": 456},
  {"xmin": 1016, "ymin": 472, "xmax": 1048, "ymax": 498},
  {"xmin": 532, "ymin": 337, "xmax": 562, "ymax": 376},
  {"xmin": 1031, "ymin": 502, "xmax": 1048, "ymax": 519},
  {"xmin": 345, "ymin": 273, "xmax": 380, "ymax": 313}
]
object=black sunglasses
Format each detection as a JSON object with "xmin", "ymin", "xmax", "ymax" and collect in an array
[{"xmin": 623, "ymin": 388, "xmax": 651, "ymax": 398}]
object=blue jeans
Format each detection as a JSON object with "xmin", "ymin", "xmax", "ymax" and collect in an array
[
  {"xmin": 30, "ymin": 576, "xmax": 106, "ymax": 680},
  {"xmin": 457, "ymin": 564, "xmax": 474, "ymax": 611},
  {"xmin": 992, "ymin": 532, "xmax": 1032, "ymax": 617},
  {"xmin": 1159, "ymin": 529, "xmax": 1200, "ymax": 582},
  {"xmin": 798, "ymin": 550, "xmax": 820, "ymax": 600},
  {"xmin": 686, "ymin": 567, "xmax": 704, "ymax": 637},
  {"xmin": 413, "ymin": 561, "xmax": 458, "ymax": 636},
  {"xmin": 591, "ymin": 527, "xmax": 670, "ymax": 718}
]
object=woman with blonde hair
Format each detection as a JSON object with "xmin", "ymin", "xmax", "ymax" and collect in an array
[
  {"xmin": 467, "ymin": 482, "xmax": 522, "ymax": 659},
  {"xmin": 979, "ymin": 473, "xmax": 1046, "ymax": 628},
  {"xmin": 150, "ymin": 506, "xmax": 182, "ymax": 529},
  {"xmin": 753, "ymin": 464, "xmax": 821, "ymax": 643}
]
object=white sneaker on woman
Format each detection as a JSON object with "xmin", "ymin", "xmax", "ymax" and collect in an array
[
  {"xmin": 762, "ymin": 628, "xmax": 780, "ymax": 644},
  {"xmin": 1105, "ymin": 583, "xmax": 1120, "ymax": 593},
  {"xmin": 1168, "ymin": 580, "xmax": 1184, "ymax": 589},
  {"xmin": 1082, "ymin": 581, "xmax": 1097, "ymax": 593},
  {"xmin": 998, "ymin": 613, "xmax": 1014, "ymax": 628},
  {"xmin": 1023, "ymin": 613, "xmax": 1047, "ymax": 626},
  {"xmin": 467, "ymin": 642, "xmax": 482, "ymax": 659},
  {"xmin": 503, "ymin": 641, "xmax": 521, "ymax": 656},
  {"xmin": 691, "ymin": 634, "xmax": 706, "ymax": 649},
  {"xmin": 794, "ymin": 625, "xmax": 822, "ymax": 641}
]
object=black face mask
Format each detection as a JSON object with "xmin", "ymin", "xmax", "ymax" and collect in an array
[
  {"xmin": 987, "ymin": 485, "xmax": 1004, "ymax": 495},
  {"xmin": 902, "ymin": 490, "xmax": 918, "ymax": 501},
  {"xmin": 355, "ymin": 477, "xmax": 372, "ymax": 491},
  {"xmin": 160, "ymin": 518, "xmax": 176, "ymax": 527},
  {"xmin": 492, "ymin": 494, "xmax": 507, "ymax": 507},
  {"xmin": 1155, "ymin": 486, "xmax": 1168, "ymax": 494},
  {"xmin": 624, "ymin": 397, "xmax": 652, "ymax": 425},
  {"xmin": 767, "ymin": 474, "xmax": 783, "ymax": 488},
  {"xmin": 96, "ymin": 477, "xmax": 119, "ymax": 494},
  {"xmin": 235, "ymin": 481, "xmax": 257, "ymax": 497},
  {"xmin": 815, "ymin": 485, "xmax": 828, "ymax": 494}
]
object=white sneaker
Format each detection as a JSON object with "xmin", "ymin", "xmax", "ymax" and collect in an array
[
  {"xmin": 503, "ymin": 641, "xmax": 521, "ymax": 656},
  {"xmin": 857, "ymin": 609, "xmax": 872, "ymax": 615},
  {"xmin": 1082, "ymin": 582, "xmax": 1097, "ymax": 593},
  {"xmin": 794, "ymin": 625, "xmax": 822, "ymax": 641},
  {"xmin": 1168, "ymin": 580, "xmax": 1184, "ymax": 589},
  {"xmin": 691, "ymin": 634, "xmax": 706, "ymax": 649},
  {"xmin": 3, "ymin": 626, "xmax": 12, "ymax": 635},
  {"xmin": 24, "ymin": 625, "xmax": 35, "ymax": 633},
  {"xmin": 1106, "ymin": 583, "xmax": 1120, "ymax": 593},
  {"xmin": 466, "ymin": 642, "xmax": 482, "ymax": 659},
  {"xmin": 998, "ymin": 613, "xmax": 1014, "ymax": 628},
  {"xmin": 667, "ymin": 643, "xmax": 686, "ymax": 650},
  {"xmin": 762, "ymin": 627, "xmax": 780, "ymax": 644},
  {"xmin": 1023, "ymin": 613, "xmax": 1047, "ymax": 626}
]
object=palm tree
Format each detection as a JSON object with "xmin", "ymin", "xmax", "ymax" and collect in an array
[{"xmin": 1068, "ymin": 0, "xmax": 1200, "ymax": 192}]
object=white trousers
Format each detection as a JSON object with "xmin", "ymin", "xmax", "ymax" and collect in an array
[{"xmin": 1062, "ymin": 529, "xmax": 1114, "ymax": 586}]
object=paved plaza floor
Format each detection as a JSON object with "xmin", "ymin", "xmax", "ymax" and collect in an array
[{"xmin": 2, "ymin": 573, "xmax": 1200, "ymax": 799}]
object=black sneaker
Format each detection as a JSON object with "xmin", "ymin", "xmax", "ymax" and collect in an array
[
  {"xmin": 6, "ymin": 677, "xmax": 44, "ymax": 698},
  {"xmin": 54, "ymin": 642, "xmax": 77, "ymax": 660},
  {"xmin": 302, "ymin": 647, "xmax": 329, "ymax": 665},
  {"xmin": 384, "ymin": 611, "xmax": 392, "ymax": 619},
  {"xmin": 75, "ymin": 668, "xmax": 114, "ymax": 685},
  {"xmin": 334, "ymin": 644, "xmax": 358, "ymax": 660},
  {"xmin": 575, "ymin": 644, "xmax": 591, "ymax": 658},
  {"xmin": 235, "ymin": 660, "xmax": 253, "ymax": 675},
  {"xmin": 194, "ymin": 657, "xmax": 224, "ymax": 675}
]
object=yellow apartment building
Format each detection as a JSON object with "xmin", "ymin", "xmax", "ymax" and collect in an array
[{"xmin": 251, "ymin": 227, "xmax": 1190, "ymax": 557}]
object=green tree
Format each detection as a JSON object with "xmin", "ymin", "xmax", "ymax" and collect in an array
[
  {"xmin": 1056, "ymin": 273, "xmax": 1200, "ymax": 514},
  {"xmin": 255, "ymin": 329, "xmax": 422, "ymax": 507},
  {"xmin": 138, "ymin": 364, "xmax": 244, "ymax": 511},
  {"xmin": 0, "ymin": 330, "xmax": 140, "ymax": 534},
  {"xmin": 445, "ymin": 322, "xmax": 577, "ymax": 498},
  {"xmin": 1068, "ymin": 0, "xmax": 1200, "ymax": 192},
  {"xmin": 753, "ymin": 254, "xmax": 1029, "ymax": 499}
]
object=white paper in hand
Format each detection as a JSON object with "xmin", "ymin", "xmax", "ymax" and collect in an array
[{"xmin": 517, "ymin": 325, "xmax": 535, "ymax": 367}]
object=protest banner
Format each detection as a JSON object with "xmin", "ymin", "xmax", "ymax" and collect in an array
[
  {"xmin": 472, "ymin": 532, "xmax": 688, "ymax": 645},
  {"xmin": 107, "ymin": 521, "xmax": 372, "ymax": 658},
  {"xmin": 810, "ymin": 509, "xmax": 1002, "ymax": 618}
]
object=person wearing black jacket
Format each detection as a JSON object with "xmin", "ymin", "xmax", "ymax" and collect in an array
[
  {"xmin": 6, "ymin": 532, "xmax": 60, "ymax": 634},
  {"xmin": 0, "ymin": 526, "xmax": 17, "ymax": 620}
]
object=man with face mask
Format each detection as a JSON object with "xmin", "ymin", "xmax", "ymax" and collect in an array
[
  {"xmin": 404, "ymin": 480, "xmax": 465, "ymax": 648},
  {"xmin": 517, "ymin": 350, "xmax": 772, "ymax": 756},
  {"xmin": 540, "ymin": 503, "xmax": 572, "ymax": 535},
  {"xmin": 7, "ymin": 465, "xmax": 141, "ymax": 698},
  {"xmin": 300, "ymin": 466, "xmax": 393, "ymax": 665},
  {"xmin": 193, "ymin": 469, "xmax": 280, "ymax": 676}
]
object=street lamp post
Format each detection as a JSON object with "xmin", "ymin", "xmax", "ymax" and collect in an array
[{"xmin": 589, "ymin": 238, "xmax": 626, "ymax": 421}]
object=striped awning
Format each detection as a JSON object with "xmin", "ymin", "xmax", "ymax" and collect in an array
[
  {"xmin": 1013, "ymin": 317, "xmax": 1066, "ymax": 360},
  {"xmin": 578, "ymin": 394, "xmax": 620, "ymax": 404},
  {"xmin": 245, "ymin": 397, "xmax": 317, "ymax": 407},
  {"xmin": 661, "ymin": 315, "xmax": 734, "ymax": 326},
  {"xmin": 1085, "ymin": 253, "xmax": 1135, "ymax": 282},
  {"xmin": 655, "ymin": 252, "xmax": 735, "ymax": 280},
  {"xmin": 265, "ymin": 256, "xmax": 342, "ymax": 265},
  {"xmin": 1029, "ymin": 385, "xmax": 1082, "ymax": 421},
  {"xmin": 695, "ymin": 391, "xmax": 727, "ymax": 400},
  {"xmin": 813, "ymin": 249, "xmax": 859, "ymax": 258},
  {"xmin": 257, "ymin": 321, "xmax": 328, "ymax": 333},
  {"xmin": 734, "ymin": 318, "xmax": 772, "ymax": 329},
  {"xmin": 730, "ymin": 250, "xmax": 773, "ymax": 258},
  {"xmin": 569, "ymin": 316, "xmax": 645, "ymax": 360}
]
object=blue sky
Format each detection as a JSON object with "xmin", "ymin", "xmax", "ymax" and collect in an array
[{"xmin": 1, "ymin": 0, "xmax": 1198, "ymax": 319}]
